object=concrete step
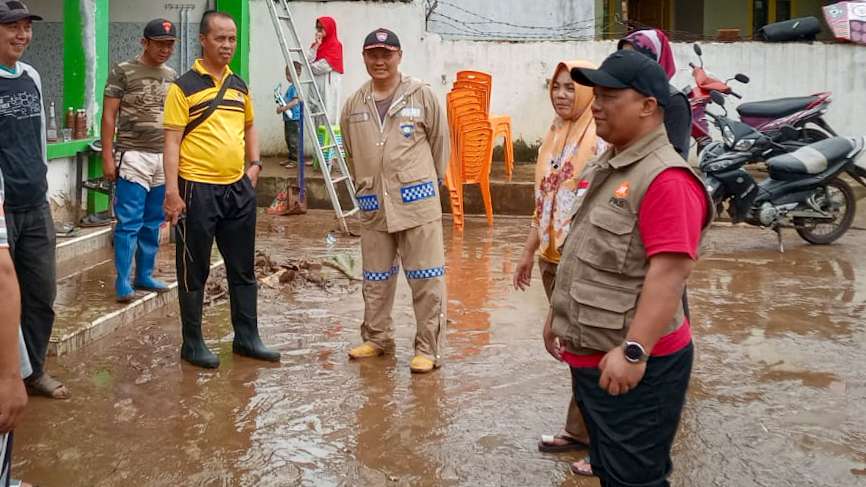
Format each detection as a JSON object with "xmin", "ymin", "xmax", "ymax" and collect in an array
[
  {"xmin": 257, "ymin": 159, "xmax": 535, "ymax": 217},
  {"xmin": 49, "ymin": 225, "xmax": 222, "ymax": 356},
  {"xmin": 255, "ymin": 160, "xmax": 866, "ymax": 224},
  {"xmin": 55, "ymin": 226, "xmax": 113, "ymax": 264}
]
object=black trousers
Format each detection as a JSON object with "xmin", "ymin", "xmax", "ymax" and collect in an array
[
  {"xmin": 283, "ymin": 119, "xmax": 300, "ymax": 161},
  {"xmin": 175, "ymin": 176, "xmax": 257, "ymax": 329},
  {"xmin": 6, "ymin": 203, "xmax": 56, "ymax": 379},
  {"xmin": 571, "ymin": 343, "xmax": 694, "ymax": 487}
]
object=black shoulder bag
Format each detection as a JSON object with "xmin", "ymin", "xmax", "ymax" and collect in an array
[{"xmin": 182, "ymin": 75, "xmax": 233, "ymax": 140}]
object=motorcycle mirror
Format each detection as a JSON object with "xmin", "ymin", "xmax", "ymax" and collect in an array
[
  {"xmin": 693, "ymin": 43, "xmax": 702, "ymax": 56},
  {"xmin": 735, "ymin": 73, "xmax": 750, "ymax": 84},
  {"xmin": 710, "ymin": 90, "xmax": 726, "ymax": 107}
]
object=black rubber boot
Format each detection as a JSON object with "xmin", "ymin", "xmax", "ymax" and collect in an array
[
  {"xmin": 229, "ymin": 284, "xmax": 281, "ymax": 362},
  {"xmin": 179, "ymin": 289, "xmax": 220, "ymax": 368}
]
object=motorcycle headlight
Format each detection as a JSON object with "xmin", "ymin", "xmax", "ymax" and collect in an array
[
  {"xmin": 734, "ymin": 138, "xmax": 755, "ymax": 151},
  {"xmin": 722, "ymin": 126, "xmax": 736, "ymax": 148}
]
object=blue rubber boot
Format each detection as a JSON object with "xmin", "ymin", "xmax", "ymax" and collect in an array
[
  {"xmin": 114, "ymin": 178, "xmax": 146, "ymax": 302},
  {"xmin": 133, "ymin": 184, "xmax": 169, "ymax": 293}
]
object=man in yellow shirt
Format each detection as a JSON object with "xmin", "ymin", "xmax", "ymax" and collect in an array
[{"xmin": 162, "ymin": 10, "xmax": 279, "ymax": 368}]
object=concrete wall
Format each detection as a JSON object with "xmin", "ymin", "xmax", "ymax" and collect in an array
[
  {"xmin": 249, "ymin": 0, "xmax": 429, "ymax": 155},
  {"xmin": 249, "ymin": 0, "xmax": 866, "ymax": 157},
  {"xmin": 427, "ymin": 0, "xmax": 595, "ymax": 40}
]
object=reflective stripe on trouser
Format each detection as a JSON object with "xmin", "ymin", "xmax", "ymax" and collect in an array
[{"xmin": 360, "ymin": 220, "xmax": 447, "ymax": 363}]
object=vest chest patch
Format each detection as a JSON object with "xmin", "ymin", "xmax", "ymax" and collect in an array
[{"xmin": 610, "ymin": 181, "xmax": 630, "ymax": 209}]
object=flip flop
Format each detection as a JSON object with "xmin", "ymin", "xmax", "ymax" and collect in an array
[
  {"xmin": 570, "ymin": 455, "xmax": 594, "ymax": 477},
  {"xmin": 54, "ymin": 222, "xmax": 80, "ymax": 238},
  {"xmin": 25, "ymin": 373, "xmax": 71, "ymax": 400},
  {"xmin": 78, "ymin": 214, "xmax": 112, "ymax": 228},
  {"xmin": 10, "ymin": 480, "xmax": 38, "ymax": 487},
  {"xmin": 538, "ymin": 433, "xmax": 589, "ymax": 453}
]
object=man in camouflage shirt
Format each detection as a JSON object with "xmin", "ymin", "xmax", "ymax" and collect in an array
[{"xmin": 100, "ymin": 18, "xmax": 177, "ymax": 302}]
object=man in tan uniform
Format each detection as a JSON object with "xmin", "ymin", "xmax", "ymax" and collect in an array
[{"xmin": 340, "ymin": 28, "xmax": 448, "ymax": 374}]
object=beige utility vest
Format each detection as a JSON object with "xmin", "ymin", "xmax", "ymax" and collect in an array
[{"xmin": 550, "ymin": 126, "xmax": 714, "ymax": 354}]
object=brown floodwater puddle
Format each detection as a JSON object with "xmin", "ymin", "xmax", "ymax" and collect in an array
[{"xmin": 11, "ymin": 214, "xmax": 866, "ymax": 486}]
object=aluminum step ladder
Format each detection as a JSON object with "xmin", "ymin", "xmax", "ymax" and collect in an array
[{"xmin": 266, "ymin": 0, "xmax": 359, "ymax": 234}]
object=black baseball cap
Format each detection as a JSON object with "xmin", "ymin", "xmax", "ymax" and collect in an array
[
  {"xmin": 363, "ymin": 28, "xmax": 400, "ymax": 51},
  {"xmin": 571, "ymin": 50, "xmax": 670, "ymax": 107},
  {"xmin": 0, "ymin": 1, "xmax": 42, "ymax": 24},
  {"xmin": 144, "ymin": 18, "xmax": 177, "ymax": 41}
]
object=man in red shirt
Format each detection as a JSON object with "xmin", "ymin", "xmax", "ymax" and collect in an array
[{"xmin": 545, "ymin": 50, "xmax": 712, "ymax": 486}]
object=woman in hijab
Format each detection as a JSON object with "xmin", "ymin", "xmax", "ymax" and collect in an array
[
  {"xmin": 513, "ymin": 60, "xmax": 606, "ymax": 475},
  {"xmin": 619, "ymin": 28, "xmax": 692, "ymax": 160},
  {"xmin": 308, "ymin": 16, "xmax": 344, "ymax": 122}
]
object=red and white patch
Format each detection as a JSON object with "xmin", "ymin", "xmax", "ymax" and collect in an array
[
  {"xmin": 162, "ymin": 21, "xmax": 173, "ymax": 33},
  {"xmin": 576, "ymin": 179, "xmax": 590, "ymax": 197}
]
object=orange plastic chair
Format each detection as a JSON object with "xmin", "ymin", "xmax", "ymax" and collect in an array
[
  {"xmin": 446, "ymin": 90, "xmax": 485, "ymax": 169},
  {"xmin": 453, "ymin": 80, "xmax": 490, "ymax": 112},
  {"xmin": 446, "ymin": 93, "xmax": 485, "ymax": 225},
  {"xmin": 453, "ymin": 120, "xmax": 495, "ymax": 226},
  {"xmin": 455, "ymin": 71, "xmax": 513, "ymax": 180}
]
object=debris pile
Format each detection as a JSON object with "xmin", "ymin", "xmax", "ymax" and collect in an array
[{"xmin": 203, "ymin": 250, "xmax": 361, "ymax": 305}]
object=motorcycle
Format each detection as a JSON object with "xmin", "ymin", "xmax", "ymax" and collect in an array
[
  {"xmin": 703, "ymin": 92, "xmax": 810, "ymax": 164},
  {"xmin": 699, "ymin": 91, "xmax": 866, "ymax": 251},
  {"xmin": 686, "ymin": 43, "xmax": 837, "ymax": 153}
]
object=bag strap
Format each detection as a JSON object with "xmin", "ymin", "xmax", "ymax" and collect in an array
[{"xmin": 182, "ymin": 74, "xmax": 233, "ymax": 140}]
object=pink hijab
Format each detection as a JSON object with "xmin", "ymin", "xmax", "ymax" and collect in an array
[{"xmin": 618, "ymin": 29, "xmax": 676, "ymax": 80}]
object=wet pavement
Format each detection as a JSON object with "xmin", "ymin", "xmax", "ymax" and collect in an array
[{"xmin": 13, "ymin": 211, "xmax": 866, "ymax": 486}]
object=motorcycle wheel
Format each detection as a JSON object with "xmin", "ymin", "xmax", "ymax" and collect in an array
[{"xmin": 794, "ymin": 178, "xmax": 856, "ymax": 245}]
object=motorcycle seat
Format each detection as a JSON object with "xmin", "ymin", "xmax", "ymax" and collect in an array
[
  {"xmin": 767, "ymin": 137, "xmax": 855, "ymax": 181},
  {"xmin": 737, "ymin": 95, "xmax": 820, "ymax": 118}
]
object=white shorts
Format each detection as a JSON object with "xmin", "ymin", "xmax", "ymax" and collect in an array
[{"xmin": 117, "ymin": 150, "xmax": 165, "ymax": 190}]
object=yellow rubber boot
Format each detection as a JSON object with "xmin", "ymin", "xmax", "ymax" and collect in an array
[
  {"xmin": 348, "ymin": 342, "xmax": 384, "ymax": 360},
  {"xmin": 409, "ymin": 355, "xmax": 437, "ymax": 374}
]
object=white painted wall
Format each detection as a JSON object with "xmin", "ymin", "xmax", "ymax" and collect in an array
[
  {"xmin": 109, "ymin": 0, "xmax": 210, "ymax": 22},
  {"xmin": 250, "ymin": 0, "xmax": 866, "ymax": 156},
  {"xmin": 250, "ymin": 0, "xmax": 429, "ymax": 155},
  {"xmin": 427, "ymin": 0, "xmax": 596, "ymax": 40},
  {"xmin": 47, "ymin": 157, "xmax": 78, "ymax": 221}
]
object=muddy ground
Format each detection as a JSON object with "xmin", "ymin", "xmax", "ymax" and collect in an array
[{"xmin": 12, "ymin": 212, "xmax": 866, "ymax": 486}]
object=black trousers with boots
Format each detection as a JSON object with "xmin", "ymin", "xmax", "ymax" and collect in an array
[{"xmin": 175, "ymin": 176, "xmax": 278, "ymax": 367}]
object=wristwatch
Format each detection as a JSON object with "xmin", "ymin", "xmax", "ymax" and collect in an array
[
  {"xmin": 623, "ymin": 340, "xmax": 649, "ymax": 364},
  {"xmin": 249, "ymin": 159, "xmax": 262, "ymax": 169}
]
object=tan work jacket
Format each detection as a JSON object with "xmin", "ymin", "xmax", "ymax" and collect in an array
[
  {"xmin": 550, "ymin": 126, "xmax": 714, "ymax": 354},
  {"xmin": 340, "ymin": 75, "xmax": 449, "ymax": 233}
]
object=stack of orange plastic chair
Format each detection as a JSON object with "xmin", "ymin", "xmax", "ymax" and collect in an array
[
  {"xmin": 446, "ymin": 83, "xmax": 494, "ymax": 228},
  {"xmin": 446, "ymin": 70, "xmax": 513, "ymax": 228},
  {"xmin": 454, "ymin": 71, "xmax": 514, "ymax": 180}
]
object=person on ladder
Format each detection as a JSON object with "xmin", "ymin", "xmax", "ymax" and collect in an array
[
  {"xmin": 340, "ymin": 29, "xmax": 449, "ymax": 374},
  {"xmin": 101, "ymin": 19, "xmax": 178, "ymax": 302}
]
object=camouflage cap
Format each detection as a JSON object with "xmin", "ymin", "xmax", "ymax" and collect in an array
[{"xmin": 0, "ymin": 0, "xmax": 42, "ymax": 24}]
